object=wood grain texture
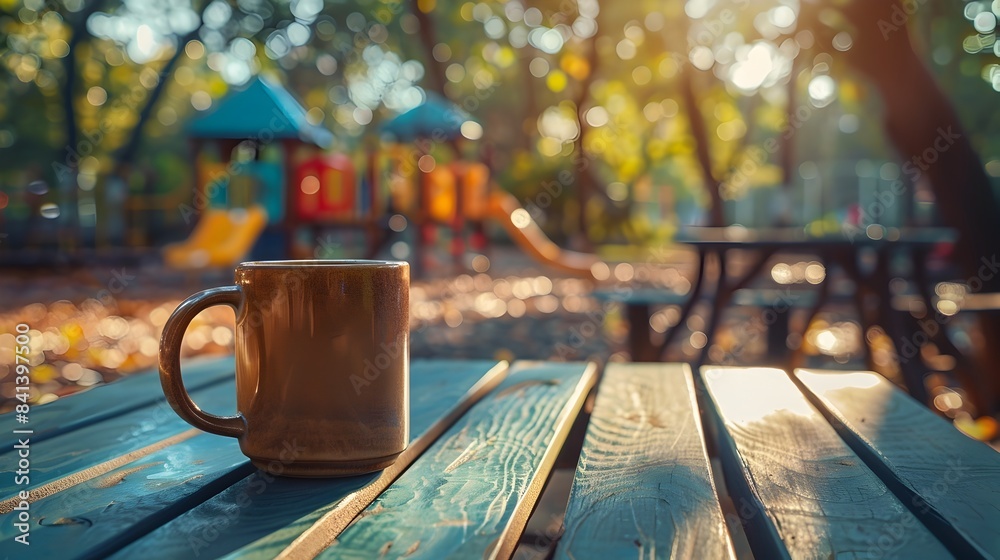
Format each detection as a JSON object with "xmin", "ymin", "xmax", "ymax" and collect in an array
[
  {"xmin": 556, "ymin": 363, "xmax": 734, "ymax": 560},
  {"xmin": 0, "ymin": 361, "xmax": 505, "ymax": 560},
  {"xmin": 701, "ymin": 366, "xmax": 952, "ymax": 560},
  {"xmin": 0, "ymin": 428, "xmax": 203, "ymax": 515},
  {"xmin": 317, "ymin": 361, "xmax": 598, "ymax": 560},
  {"xmin": 0, "ymin": 381, "xmax": 236, "ymax": 495},
  {"xmin": 113, "ymin": 360, "xmax": 508, "ymax": 560},
  {"xmin": 0, "ymin": 356, "xmax": 235, "ymax": 452},
  {"xmin": 0, "ymin": 432, "xmax": 252, "ymax": 560},
  {"xmin": 796, "ymin": 368, "xmax": 1000, "ymax": 559}
]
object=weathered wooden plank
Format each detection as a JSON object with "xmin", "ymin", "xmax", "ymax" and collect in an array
[
  {"xmin": 0, "ymin": 372, "xmax": 239, "ymax": 560},
  {"xmin": 290, "ymin": 362, "xmax": 596, "ymax": 559},
  {"xmin": 700, "ymin": 366, "xmax": 953, "ymax": 560},
  {"xmin": 796, "ymin": 368, "xmax": 1000, "ymax": 559},
  {"xmin": 316, "ymin": 361, "xmax": 598, "ymax": 560},
  {"xmin": 556, "ymin": 363, "xmax": 734, "ymax": 559},
  {"xmin": 0, "ymin": 431, "xmax": 252, "ymax": 559},
  {"xmin": 108, "ymin": 360, "xmax": 508, "ymax": 560},
  {"xmin": 0, "ymin": 381, "xmax": 236, "ymax": 496},
  {"xmin": 0, "ymin": 356, "xmax": 235, "ymax": 452}
]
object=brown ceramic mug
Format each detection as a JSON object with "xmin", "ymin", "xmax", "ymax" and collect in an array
[{"xmin": 159, "ymin": 260, "xmax": 409, "ymax": 477}]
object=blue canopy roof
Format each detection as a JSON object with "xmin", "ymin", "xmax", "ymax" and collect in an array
[
  {"xmin": 186, "ymin": 76, "xmax": 333, "ymax": 148},
  {"xmin": 379, "ymin": 92, "xmax": 477, "ymax": 142}
]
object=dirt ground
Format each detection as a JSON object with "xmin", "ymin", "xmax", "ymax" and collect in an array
[{"xmin": 1, "ymin": 245, "xmax": 996, "ymax": 446}]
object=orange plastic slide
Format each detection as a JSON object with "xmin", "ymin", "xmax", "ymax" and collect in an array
[
  {"xmin": 487, "ymin": 191, "xmax": 600, "ymax": 280},
  {"xmin": 164, "ymin": 206, "xmax": 268, "ymax": 269}
]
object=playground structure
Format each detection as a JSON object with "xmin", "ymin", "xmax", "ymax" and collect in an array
[
  {"xmin": 163, "ymin": 206, "xmax": 268, "ymax": 268},
  {"xmin": 487, "ymin": 190, "xmax": 601, "ymax": 278},
  {"xmin": 168, "ymin": 77, "xmax": 600, "ymax": 279}
]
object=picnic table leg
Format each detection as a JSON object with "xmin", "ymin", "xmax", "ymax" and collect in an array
[
  {"xmin": 854, "ymin": 296, "xmax": 876, "ymax": 370},
  {"xmin": 699, "ymin": 247, "xmax": 776, "ymax": 365},
  {"xmin": 788, "ymin": 257, "xmax": 831, "ymax": 370},
  {"xmin": 626, "ymin": 303, "xmax": 657, "ymax": 361},
  {"xmin": 726, "ymin": 247, "xmax": 779, "ymax": 293},
  {"xmin": 658, "ymin": 248, "xmax": 708, "ymax": 360},
  {"xmin": 697, "ymin": 250, "xmax": 727, "ymax": 367},
  {"xmin": 766, "ymin": 298, "xmax": 791, "ymax": 363},
  {"xmin": 833, "ymin": 251, "xmax": 877, "ymax": 370},
  {"xmin": 888, "ymin": 310, "xmax": 932, "ymax": 406},
  {"xmin": 659, "ymin": 247, "xmax": 776, "ymax": 364},
  {"xmin": 910, "ymin": 248, "xmax": 994, "ymax": 414},
  {"xmin": 870, "ymin": 247, "xmax": 930, "ymax": 406},
  {"xmin": 719, "ymin": 246, "xmax": 782, "ymax": 362}
]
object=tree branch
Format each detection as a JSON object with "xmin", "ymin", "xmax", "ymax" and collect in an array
[
  {"xmin": 407, "ymin": 0, "xmax": 446, "ymax": 95},
  {"xmin": 111, "ymin": 27, "xmax": 199, "ymax": 178},
  {"xmin": 570, "ymin": 22, "xmax": 603, "ymax": 242},
  {"xmin": 779, "ymin": 55, "xmax": 799, "ymax": 188},
  {"xmin": 679, "ymin": 66, "xmax": 725, "ymax": 226},
  {"xmin": 60, "ymin": 0, "xmax": 109, "ymax": 166}
]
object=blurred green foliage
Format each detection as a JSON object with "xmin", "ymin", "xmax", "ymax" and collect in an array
[{"xmin": 1, "ymin": 0, "xmax": 999, "ymax": 247}]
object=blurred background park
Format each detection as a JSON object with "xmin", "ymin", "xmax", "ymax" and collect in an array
[{"xmin": 1, "ymin": 0, "xmax": 1000, "ymax": 444}]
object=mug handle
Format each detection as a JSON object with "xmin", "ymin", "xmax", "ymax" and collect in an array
[{"xmin": 159, "ymin": 285, "xmax": 246, "ymax": 439}]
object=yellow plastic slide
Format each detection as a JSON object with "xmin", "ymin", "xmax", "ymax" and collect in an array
[
  {"xmin": 487, "ymin": 191, "xmax": 600, "ymax": 280},
  {"xmin": 164, "ymin": 206, "xmax": 268, "ymax": 269}
]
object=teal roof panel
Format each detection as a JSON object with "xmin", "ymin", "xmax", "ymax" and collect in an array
[{"xmin": 186, "ymin": 76, "xmax": 333, "ymax": 148}]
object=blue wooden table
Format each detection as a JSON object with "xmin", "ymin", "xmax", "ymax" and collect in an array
[
  {"xmin": 1, "ymin": 359, "xmax": 998, "ymax": 559},
  {"xmin": 613, "ymin": 226, "xmax": 965, "ymax": 406}
]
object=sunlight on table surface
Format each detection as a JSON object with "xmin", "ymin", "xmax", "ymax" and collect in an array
[
  {"xmin": 702, "ymin": 367, "xmax": 814, "ymax": 426},
  {"xmin": 795, "ymin": 370, "xmax": 882, "ymax": 393}
]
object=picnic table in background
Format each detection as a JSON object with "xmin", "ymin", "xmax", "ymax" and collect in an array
[
  {"xmin": 1, "ymin": 358, "xmax": 998, "ymax": 559},
  {"xmin": 605, "ymin": 225, "xmax": 971, "ymax": 407}
]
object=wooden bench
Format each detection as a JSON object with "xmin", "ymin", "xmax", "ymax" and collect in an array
[
  {"xmin": 593, "ymin": 288, "xmax": 819, "ymax": 362},
  {"xmin": 893, "ymin": 292, "xmax": 1000, "ymax": 314},
  {"xmin": 1, "ymin": 359, "xmax": 998, "ymax": 559},
  {"xmin": 559, "ymin": 364, "xmax": 1000, "ymax": 559}
]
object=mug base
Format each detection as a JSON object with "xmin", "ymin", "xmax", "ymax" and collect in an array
[{"xmin": 250, "ymin": 452, "xmax": 402, "ymax": 478}]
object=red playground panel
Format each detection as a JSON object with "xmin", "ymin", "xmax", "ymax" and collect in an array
[{"xmin": 295, "ymin": 153, "xmax": 357, "ymax": 222}]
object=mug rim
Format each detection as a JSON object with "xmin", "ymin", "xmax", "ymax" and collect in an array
[{"xmin": 238, "ymin": 259, "xmax": 406, "ymax": 269}]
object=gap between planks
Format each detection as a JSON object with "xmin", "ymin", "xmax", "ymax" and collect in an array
[
  {"xmin": 485, "ymin": 362, "xmax": 599, "ymax": 560},
  {"xmin": 271, "ymin": 361, "xmax": 512, "ymax": 560},
  {"xmin": 0, "ymin": 428, "xmax": 201, "ymax": 514},
  {"xmin": 0, "ymin": 357, "xmax": 236, "ymax": 453},
  {"xmin": 700, "ymin": 366, "xmax": 954, "ymax": 560},
  {"xmin": 681, "ymin": 364, "xmax": 757, "ymax": 559},
  {"xmin": 787, "ymin": 368, "xmax": 995, "ymax": 560}
]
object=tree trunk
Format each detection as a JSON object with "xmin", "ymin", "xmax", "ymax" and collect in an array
[
  {"xmin": 518, "ymin": 54, "xmax": 536, "ymax": 152},
  {"xmin": 57, "ymin": 3, "xmax": 105, "ymax": 248},
  {"xmin": 110, "ymin": 29, "xmax": 197, "ymax": 179},
  {"xmin": 819, "ymin": 0, "xmax": 1000, "ymax": 410},
  {"xmin": 780, "ymin": 56, "xmax": 799, "ymax": 191},
  {"xmin": 679, "ymin": 68, "xmax": 725, "ymax": 226},
  {"xmin": 876, "ymin": 62, "xmax": 1000, "ymax": 411},
  {"xmin": 407, "ymin": 0, "xmax": 447, "ymax": 95},
  {"xmin": 54, "ymin": 0, "xmax": 113, "ymax": 252},
  {"xmin": 570, "ymin": 24, "xmax": 603, "ymax": 248}
]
